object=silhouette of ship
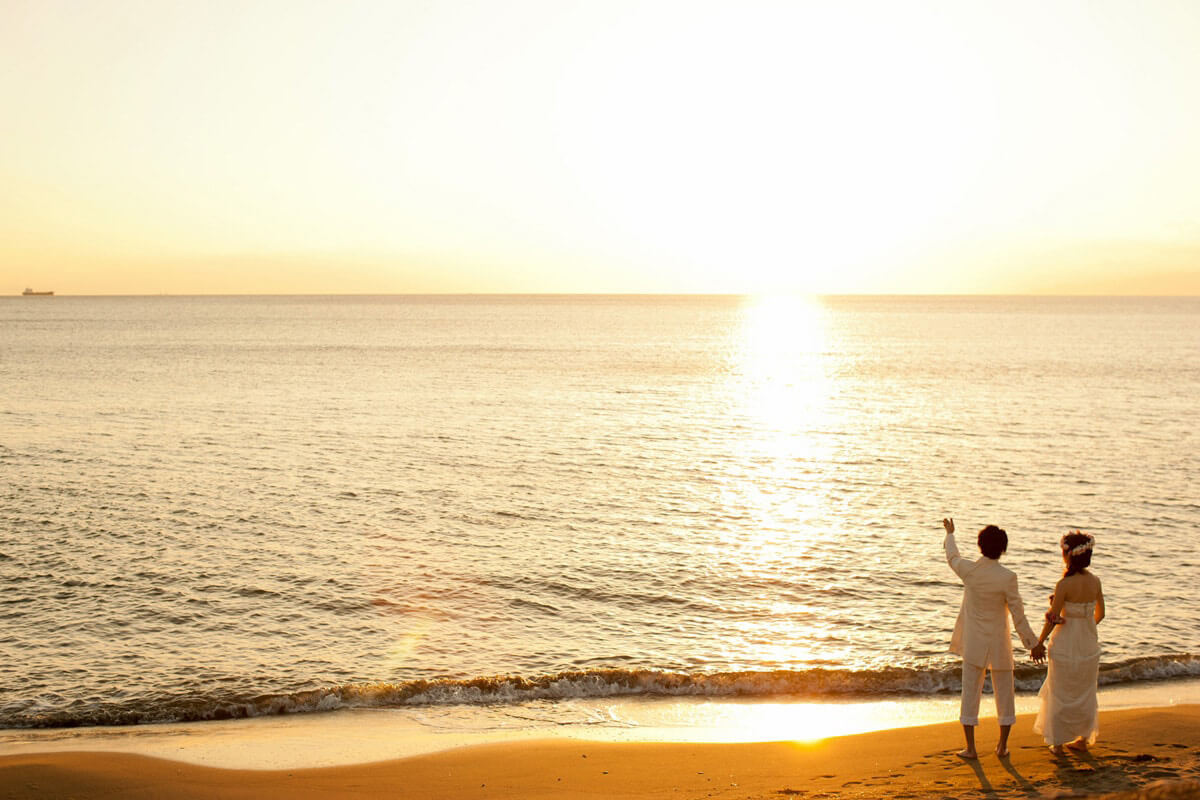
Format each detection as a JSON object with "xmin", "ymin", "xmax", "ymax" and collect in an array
[{"xmin": 21, "ymin": 288, "xmax": 54, "ymax": 296}]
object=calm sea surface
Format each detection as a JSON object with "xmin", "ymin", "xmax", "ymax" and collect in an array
[{"xmin": 1, "ymin": 295, "xmax": 1197, "ymax": 727}]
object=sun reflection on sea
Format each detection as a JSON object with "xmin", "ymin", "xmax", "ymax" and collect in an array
[
  {"xmin": 709, "ymin": 294, "xmax": 844, "ymax": 669},
  {"xmin": 720, "ymin": 294, "xmax": 838, "ymax": 548},
  {"xmin": 735, "ymin": 295, "xmax": 830, "ymax": 386}
]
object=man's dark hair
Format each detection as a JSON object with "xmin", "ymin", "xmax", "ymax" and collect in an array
[{"xmin": 978, "ymin": 525, "xmax": 1008, "ymax": 559}]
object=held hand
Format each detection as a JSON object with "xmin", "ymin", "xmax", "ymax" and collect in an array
[
  {"xmin": 942, "ymin": 517, "xmax": 955, "ymax": 535},
  {"xmin": 1031, "ymin": 643, "xmax": 1046, "ymax": 664},
  {"xmin": 1045, "ymin": 594, "xmax": 1063, "ymax": 625}
]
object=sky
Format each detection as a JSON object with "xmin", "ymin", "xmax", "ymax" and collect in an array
[{"xmin": 3, "ymin": 0, "xmax": 1200, "ymax": 295}]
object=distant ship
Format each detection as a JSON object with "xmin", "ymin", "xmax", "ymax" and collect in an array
[{"xmin": 21, "ymin": 288, "xmax": 54, "ymax": 296}]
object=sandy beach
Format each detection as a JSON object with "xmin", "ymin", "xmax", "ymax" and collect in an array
[{"xmin": 3, "ymin": 704, "xmax": 1198, "ymax": 799}]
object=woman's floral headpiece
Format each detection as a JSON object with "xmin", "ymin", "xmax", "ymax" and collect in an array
[{"xmin": 1060, "ymin": 531, "xmax": 1094, "ymax": 557}]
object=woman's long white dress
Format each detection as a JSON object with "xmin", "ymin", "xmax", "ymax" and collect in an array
[{"xmin": 1034, "ymin": 600, "xmax": 1100, "ymax": 745}]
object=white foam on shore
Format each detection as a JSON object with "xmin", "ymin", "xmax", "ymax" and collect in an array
[{"xmin": 2, "ymin": 678, "xmax": 1198, "ymax": 771}]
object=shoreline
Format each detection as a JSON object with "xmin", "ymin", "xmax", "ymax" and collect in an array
[
  {"xmin": 2, "ymin": 678, "xmax": 1198, "ymax": 771},
  {"xmin": 2, "ymin": 704, "xmax": 1198, "ymax": 799}
]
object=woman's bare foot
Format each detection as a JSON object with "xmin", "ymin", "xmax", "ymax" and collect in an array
[
  {"xmin": 1049, "ymin": 744, "xmax": 1067, "ymax": 756},
  {"xmin": 956, "ymin": 748, "xmax": 978, "ymax": 760},
  {"xmin": 995, "ymin": 745, "xmax": 1009, "ymax": 758},
  {"xmin": 1066, "ymin": 738, "xmax": 1089, "ymax": 752}
]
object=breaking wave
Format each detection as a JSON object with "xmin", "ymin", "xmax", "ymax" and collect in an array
[{"xmin": 5, "ymin": 653, "xmax": 1197, "ymax": 729}]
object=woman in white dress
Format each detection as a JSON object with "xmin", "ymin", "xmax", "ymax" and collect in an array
[{"xmin": 1033, "ymin": 530, "xmax": 1105, "ymax": 755}]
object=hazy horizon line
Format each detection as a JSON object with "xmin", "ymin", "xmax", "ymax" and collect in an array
[{"xmin": 8, "ymin": 291, "xmax": 1199, "ymax": 298}]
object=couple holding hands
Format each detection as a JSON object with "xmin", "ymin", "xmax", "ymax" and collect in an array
[{"xmin": 942, "ymin": 517, "xmax": 1104, "ymax": 759}]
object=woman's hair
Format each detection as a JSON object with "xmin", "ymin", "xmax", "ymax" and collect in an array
[
  {"xmin": 1062, "ymin": 531, "xmax": 1093, "ymax": 577},
  {"xmin": 977, "ymin": 525, "xmax": 1008, "ymax": 559}
]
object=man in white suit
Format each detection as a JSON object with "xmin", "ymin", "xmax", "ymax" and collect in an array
[{"xmin": 942, "ymin": 517, "xmax": 1046, "ymax": 759}]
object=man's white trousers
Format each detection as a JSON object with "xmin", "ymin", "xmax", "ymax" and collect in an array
[{"xmin": 960, "ymin": 663, "xmax": 1016, "ymax": 727}]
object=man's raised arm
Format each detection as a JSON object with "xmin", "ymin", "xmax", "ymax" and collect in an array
[{"xmin": 943, "ymin": 517, "xmax": 973, "ymax": 580}]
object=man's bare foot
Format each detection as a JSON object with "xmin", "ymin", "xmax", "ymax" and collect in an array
[
  {"xmin": 1066, "ymin": 738, "xmax": 1089, "ymax": 752},
  {"xmin": 956, "ymin": 748, "xmax": 978, "ymax": 760},
  {"xmin": 995, "ymin": 746, "xmax": 1009, "ymax": 758},
  {"xmin": 1049, "ymin": 745, "xmax": 1067, "ymax": 756}
]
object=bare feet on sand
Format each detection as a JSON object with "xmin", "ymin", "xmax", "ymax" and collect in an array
[
  {"xmin": 995, "ymin": 746, "xmax": 1009, "ymax": 758},
  {"xmin": 956, "ymin": 749, "xmax": 978, "ymax": 760},
  {"xmin": 1050, "ymin": 745, "xmax": 1067, "ymax": 756},
  {"xmin": 1066, "ymin": 738, "xmax": 1089, "ymax": 752}
]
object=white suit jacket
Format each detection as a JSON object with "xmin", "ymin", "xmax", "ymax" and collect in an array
[{"xmin": 944, "ymin": 532, "xmax": 1038, "ymax": 669}]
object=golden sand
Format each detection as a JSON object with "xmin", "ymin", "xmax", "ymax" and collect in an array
[{"xmin": 2, "ymin": 705, "xmax": 1198, "ymax": 799}]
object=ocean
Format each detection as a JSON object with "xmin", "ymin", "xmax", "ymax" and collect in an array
[{"xmin": 1, "ymin": 294, "xmax": 1197, "ymax": 729}]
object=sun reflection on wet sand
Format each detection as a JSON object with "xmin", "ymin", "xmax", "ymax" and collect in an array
[
  {"xmin": 596, "ymin": 693, "xmax": 1048, "ymax": 745},
  {"xmin": 626, "ymin": 698, "xmax": 889, "ymax": 743}
]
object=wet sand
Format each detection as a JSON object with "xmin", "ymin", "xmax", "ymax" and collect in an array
[{"xmin": 2, "ymin": 705, "xmax": 1198, "ymax": 799}]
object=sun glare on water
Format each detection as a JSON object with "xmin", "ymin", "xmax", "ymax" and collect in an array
[
  {"xmin": 725, "ymin": 294, "xmax": 836, "ymax": 536},
  {"xmin": 709, "ymin": 295, "xmax": 843, "ymax": 668},
  {"xmin": 736, "ymin": 295, "xmax": 832, "ymax": 414}
]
